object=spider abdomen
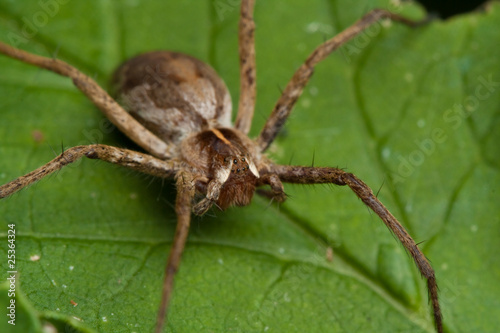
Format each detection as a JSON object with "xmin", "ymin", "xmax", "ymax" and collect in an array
[{"xmin": 113, "ymin": 51, "xmax": 232, "ymax": 146}]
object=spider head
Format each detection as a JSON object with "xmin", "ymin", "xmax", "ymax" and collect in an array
[
  {"xmin": 182, "ymin": 127, "xmax": 260, "ymax": 214},
  {"xmin": 215, "ymin": 154, "xmax": 259, "ymax": 209}
]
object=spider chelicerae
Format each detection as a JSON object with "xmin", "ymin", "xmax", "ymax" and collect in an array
[{"xmin": 0, "ymin": 1, "xmax": 442, "ymax": 332}]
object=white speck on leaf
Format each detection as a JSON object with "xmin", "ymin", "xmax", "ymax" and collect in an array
[
  {"xmin": 309, "ymin": 86, "xmax": 318, "ymax": 96},
  {"xmin": 301, "ymin": 98, "xmax": 311, "ymax": 108},
  {"xmin": 405, "ymin": 72, "xmax": 414, "ymax": 82},
  {"xmin": 382, "ymin": 147, "xmax": 391, "ymax": 159}
]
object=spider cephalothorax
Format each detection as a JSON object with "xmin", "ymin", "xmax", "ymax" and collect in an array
[
  {"xmin": 182, "ymin": 127, "xmax": 261, "ymax": 213},
  {"xmin": 0, "ymin": 2, "xmax": 442, "ymax": 333}
]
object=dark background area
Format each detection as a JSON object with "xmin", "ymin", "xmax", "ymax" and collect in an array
[{"xmin": 416, "ymin": 0, "xmax": 488, "ymax": 18}]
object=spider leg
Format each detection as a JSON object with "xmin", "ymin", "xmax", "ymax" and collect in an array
[
  {"xmin": 256, "ymin": 9, "xmax": 422, "ymax": 152},
  {"xmin": 234, "ymin": 0, "xmax": 256, "ymax": 134},
  {"xmin": 0, "ymin": 42, "xmax": 172, "ymax": 159},
  {"xmin": 256, "ymin": 173, "xmax": 287, "ymax": 202},
  {"xmin": 0, "ymin": 144, "xmax": 180, "ymax": 199},
  {"xmin": 269, "ymin": 164, "xmax": 442, "ymax": 333},
  {"xmin": 155, "ymin": 171, "xmax": 195, "ymax": 333}
]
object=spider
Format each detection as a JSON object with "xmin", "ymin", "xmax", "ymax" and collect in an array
[{"xmin": 0, "ymin": 1, "xmax": 442, "ymax": 332}]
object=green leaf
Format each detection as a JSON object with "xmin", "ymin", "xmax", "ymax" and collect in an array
[{"xmin": 1, "ymin": 1, "xmax": 499, "ymax": 332}]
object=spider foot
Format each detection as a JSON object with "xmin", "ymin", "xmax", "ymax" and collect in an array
[
  {"xmin": 193, "ymin": 198, "xmax": 214, "ymax": 216},
  {"xmin": 256, "ymin": 188, "xmax": 287, "ymax": 203}
]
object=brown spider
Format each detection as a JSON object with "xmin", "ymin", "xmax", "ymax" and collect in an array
[{"xmin": 0, "ymin": 1, "xmax": 442, "ymax": 332}]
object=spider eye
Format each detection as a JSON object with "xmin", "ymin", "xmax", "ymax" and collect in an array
[
  {"xmin": 233, "ymin": 159, "xmax": 238, "ymax": 164},
  {"xmin": 241, "ymin": 157, "xmax": 245, "ymax": 162}
]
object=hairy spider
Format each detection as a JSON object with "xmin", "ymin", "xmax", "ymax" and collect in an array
[{"xmin": 0, "ymin": 1, "xmax": 442, "ymax": 332}]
